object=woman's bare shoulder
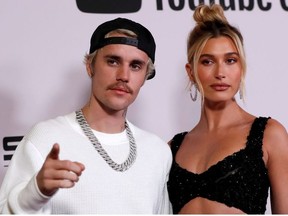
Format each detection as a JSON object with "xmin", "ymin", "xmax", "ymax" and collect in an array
[{"xmin": 264, "ymin": 118, "xmax": 288, "ymax": 154}]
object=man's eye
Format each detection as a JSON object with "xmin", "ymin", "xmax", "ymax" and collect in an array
[
  {"xmin": 107, "ymin": 59, "xmax": 118, "ymax": 65},
  {"xmin": 131, "ymin": 64, "xmax": 141, "ymax": 71}
]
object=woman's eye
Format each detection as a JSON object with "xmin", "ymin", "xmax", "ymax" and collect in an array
[
  {"xmin": 226, "ymin": 58, "xmax": 237, "ymax": 64},
  {"xmin": 201, "ymin": 59, "xmax": 213, "ymax": 65}
]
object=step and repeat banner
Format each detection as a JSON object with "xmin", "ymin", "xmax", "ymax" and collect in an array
[{"xmin": 1, "ymin": 1, "xmax": 288, "ymax": 213}]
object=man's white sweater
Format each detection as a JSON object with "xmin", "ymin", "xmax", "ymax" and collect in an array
[{"xmin": 0, "ymin": 112, "xmax": 172, "ymax": 214}]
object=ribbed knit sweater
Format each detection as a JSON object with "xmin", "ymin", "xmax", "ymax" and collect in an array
[{"xmin": 0, "ymin": 112, "xmax": 172, "ymax": 214}]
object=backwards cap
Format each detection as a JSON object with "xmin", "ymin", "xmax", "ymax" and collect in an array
[{"xmin": 89, "ymin": 17, "xmax": 156, "ymax": 79}]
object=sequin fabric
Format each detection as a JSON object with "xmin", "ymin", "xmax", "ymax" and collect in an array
[{"xmin": 167, "ymin": 117, "xmax": 270, "ymax": 214}]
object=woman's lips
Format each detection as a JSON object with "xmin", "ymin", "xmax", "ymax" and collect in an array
[{"xmin": 210, "ymin": 83, "xmax": 230, "ymax": 91}]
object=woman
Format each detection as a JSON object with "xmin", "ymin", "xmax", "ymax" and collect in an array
[{"xmin": 167, "ymin": 4, "xmax": 288, "ymax": 214}]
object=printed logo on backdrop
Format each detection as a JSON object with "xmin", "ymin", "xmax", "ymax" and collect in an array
[
  {"xmin": 76, "ymin": 0, "xmax": 142, "ymax": 13},
  {"xmin": 76, "ymin": 0, "xmax": 288, "ymax": 12},
  {"xmin": 2, "ymin": 136, "xmax": 23, "ymax": 167}
]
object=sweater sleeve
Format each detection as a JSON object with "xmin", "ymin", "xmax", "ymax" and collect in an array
[
  {"xmin": 157, "ymin": 145, "xmax": 173, "ymax": 214},
  {"xmin": 157, "ymin": 175, "xmax": 173, "ymax": 214},
  {"xmin": 0, "ymin": 137, "xmax": 53, "ymax": 214},
  {"xmin": 3, "ymin": 175, "xmax": 52, "ymax": 214}
]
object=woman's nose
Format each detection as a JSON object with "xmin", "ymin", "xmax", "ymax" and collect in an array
[{"xmin": 214, "ymin": 64, "xmax": 226, "ymax": 79}]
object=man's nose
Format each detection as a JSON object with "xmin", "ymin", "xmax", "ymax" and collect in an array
[{"xmin": 116, "ymin": 66, "xmax": 130, "ymax": 82}]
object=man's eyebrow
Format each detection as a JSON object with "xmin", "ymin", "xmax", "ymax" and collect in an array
[
  {"xmin": 105, "ymin": 54, "xmax": 146, "ymax": 65},
  {"xmin": 130, "ymin": 59, "xmax": 146, "ymax": 65},
  {"xmin": 104, "ymin": 54, "xmax": 121, "ymax": 61}
]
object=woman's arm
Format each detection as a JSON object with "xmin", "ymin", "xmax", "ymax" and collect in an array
[{"xmin": 264, "ymin": 119, "xmax": 288, "ymax": 213}]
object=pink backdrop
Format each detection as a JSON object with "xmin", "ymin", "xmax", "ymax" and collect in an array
[{"xmin": 1, "ymin": 1, "xmax": 288, "ymax": 213}]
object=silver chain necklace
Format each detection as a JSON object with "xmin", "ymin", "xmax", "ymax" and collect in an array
[{"xmin": 75, "ymin": 110, "xmax": 137, "ymax": 172}]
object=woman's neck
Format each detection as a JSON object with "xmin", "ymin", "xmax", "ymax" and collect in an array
[{"xmin": 198, "ymin": 100, "xmax": 252, "ymax": 131}]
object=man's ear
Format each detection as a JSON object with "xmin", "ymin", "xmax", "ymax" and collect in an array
[
  {"xmin": 86, "ymin": 63, "xmax": 94, "ymax": 78},
  {"xmin": 185, "ymin": 63, "xmax": 195, "ymax": 82}
]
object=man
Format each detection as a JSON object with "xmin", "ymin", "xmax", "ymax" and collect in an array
[{"xmin": 0, "ymin": 18, "xmax": 172, "ymax": 214}]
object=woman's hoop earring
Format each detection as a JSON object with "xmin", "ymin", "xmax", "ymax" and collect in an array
[
  {"xmin": 190, "ymin": 82, "xmax": 198, "ymax": 102},
  {"xmin": 239, "ymin": 85, "xmax": 244, "ymax": 100},
  {"xmin": 239, "ymin": 90, "xmax": 243, "ymax": 100}
]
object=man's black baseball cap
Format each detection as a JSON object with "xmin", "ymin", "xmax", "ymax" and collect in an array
[{"xmin": 89, "ymin": 17, "xmax": 156, "ymax": 79}]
